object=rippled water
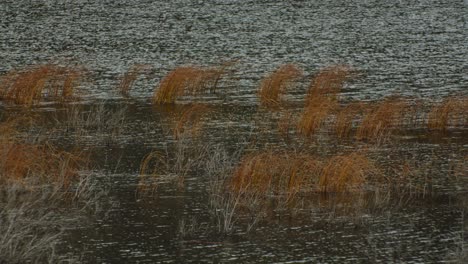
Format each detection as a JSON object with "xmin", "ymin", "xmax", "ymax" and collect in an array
[
  {"xmin": 1, "ymin": 0, "xmax": 467, "ymax": 100},
  {"xmin": 1, "ymin": 0, "xmax": 467, "ymax": 263}
]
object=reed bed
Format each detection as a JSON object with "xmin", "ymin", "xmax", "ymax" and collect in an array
[
  {"xmin": 0, "ymin": 64, "xmax": 83, "ymax": 106},
  {"xmin": 153, "ymin": 63, "xmax": 233, "ymax": 104},
  {"xmin": 257, "ymin": 64, "xmax": 302, "ymax": 108},
  {"xmin": 355, "ymin": 97, "xmax": 409, "ymax": 142}
]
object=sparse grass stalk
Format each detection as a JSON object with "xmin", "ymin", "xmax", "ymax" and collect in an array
[{"xmin": 118, "ymin": 64, "xmax": 149, "ymax": 97}]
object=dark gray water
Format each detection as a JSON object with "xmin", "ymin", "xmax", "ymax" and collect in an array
[{"xmin": 1, "ymin": 0, "xmax": 467, "ymax": 263}]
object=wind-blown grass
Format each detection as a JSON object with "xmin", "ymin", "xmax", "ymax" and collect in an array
[
  {"xmin": 355, "ymin": 97, "xmax": 408, "ymax": 142},
  {"xmin": 258, "ymin": 64, "xmax": 302, "ymax": 108},
  {"xmin": 153, "ymin": 63, "xmax": 234, "ymax": 104},
  {"xmin": 0, "ymin": 64, "xmax": 83, "ymax": 106},
  {"xmin": 428, "ymin": 96, "xmax": 468, "ymax": 131},
  {"xmin": 117, "ymin": 64, "xmax": 149, "ymax": 97},
  {"xmin": 297, "ymin": 65, "xmax": 352, "ymax": 137}
]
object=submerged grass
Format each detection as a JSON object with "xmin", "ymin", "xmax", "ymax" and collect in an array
[{"xmin": 258, "ymin": 64, "xmax": 302, "ymax": 108}]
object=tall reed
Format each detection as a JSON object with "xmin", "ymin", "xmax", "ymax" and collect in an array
[{"xmin": 257, "ymin": 64, "xmax": 302, "ymax": 108}]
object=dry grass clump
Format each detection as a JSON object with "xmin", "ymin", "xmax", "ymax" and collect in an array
[
  {"xmin": 318, "ymin": 153, "xmax": 378, "ymax": 193},
  {"xmin": 333, "ymin": 102, "xmax": 367, "ymax": 139},
  {"xmin": 355, "ymin": 97, "xmax": 409, "ymax": 142},
  {"xmin": 297, "ymin": 65, "xmax": 352, "ymax": 137},
  {"xmin": 117, "ymin": 64, "xmax": 149, "ymax": 97},
  {"xmin": 428, "ymin": 96, "xmax": 468, "ymax": 131},
  {"xmin": 307, "ymin": 65, "xmax": 352, "ymax": 97},
  {"xmin": 230, "ymin": 151, "xmax": 321, "ymax": 195},
  {"xmin": 297, "ymin": 95, "xmax": 338, "ymax": 137},
  {"xmin": 153, "ymin": 63, "xmax": 234, "ymax": 104},
  {"xmin": 0, "ymin": 64, "xmax": 83, "ymax": 106},
  {"xmin": 173, "ymin": 104, "xmax": 210, "ymax": 139},
  {"xmin": 0, "ymin": 143, "xmax": 87, "ymax": 189},
  {"xmin": 258, "ymin": 64, "xmax": 303, "ymax": 108}
]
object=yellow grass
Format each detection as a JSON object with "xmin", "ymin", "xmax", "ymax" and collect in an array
[
  {"xmin": 258, "ymin": 64, "xmax": 302, "ymax": 108},
  {"xmin": 355, "ymin": 97, "xmax": 408, "ymax": 142},
  {"xmin": 0, "ymin": 64, "xmax": 83, "ymax": 106}
]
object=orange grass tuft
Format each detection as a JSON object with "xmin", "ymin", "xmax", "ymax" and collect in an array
[
  {"xmin": 230, "ymin": 151, "xmax": 321, "ymax": 195},
  {"xmin": 297, "ymin": 65, "xmax": 352, "ymax": 137},
  {"xmin": 0, "ymin": 64, "xmax": 83, "ymax": 105},
  {"xmin": 355, "ymin": 97, "xmax": 408, "ymax": 142},
  {"xmin": 307, "ymin": 65, "xmax": 352, "ymax": 97},
  {"xmin": 153, "ymin": 63, "xmax": 233, "ymax": 104},
  {"xmin": 319, "ymin": 152, "xmax": 377, "ymax": 193},
  {"xmin": 173, "ymin": 104, "xmax": 210, "ymax": 139},
  {"xmin": 258, "ymin": 64, "xmax": 303, "ymax": 108},
  {"xmin": 297, "ymin": 95, "xmax": 338, "ymax": 137},
  {"xmin": 427, "ymin": 96, "xmax": 468, "ymax": 131}
]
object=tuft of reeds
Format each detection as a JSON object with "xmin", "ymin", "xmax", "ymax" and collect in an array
[
  {"xmin": 333, "ymin": 102, "xmax": 366, "ymax": 139},
  {"xmin": 297, "ymin": 65, "xmax": 352, "ymax": 137},
  {"xmin": 173, "ymin": 104, "xmax": 210, "ymax": 139},
  {"xmin": 0, "ymin": 64, "xmax": 83, "ymax": 106},
  {"xmin": 318, "ymin": 152, "xmax": 378, "ymax": 193},
  {"xmin": 117, "ymin": 64, "xmax": 149, "ymax": 97},
  {"xmin": 230, "ymin": 151, "xmax": 321, "ymax": 195},
  {"xmin": 258, "ymin": 64, "xmax": 303, "ymax": 108},
  {"xmin": 427, "ymin": 96, "xmax": 468, "ymax": 131},
  {"xmin": 355, "ymin": 97, "xmax": 408, "ymax": 142},
  {"xmin": 306, "ymin": 65, "xmax": 352, "ymax": 98},
  {"xmin": 297, "ymin": 95, "xmax": 338, "ymax": 137},
  {"xmin": 152, "ymin": 63, "xmax": 234, "ymax": 104}
]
